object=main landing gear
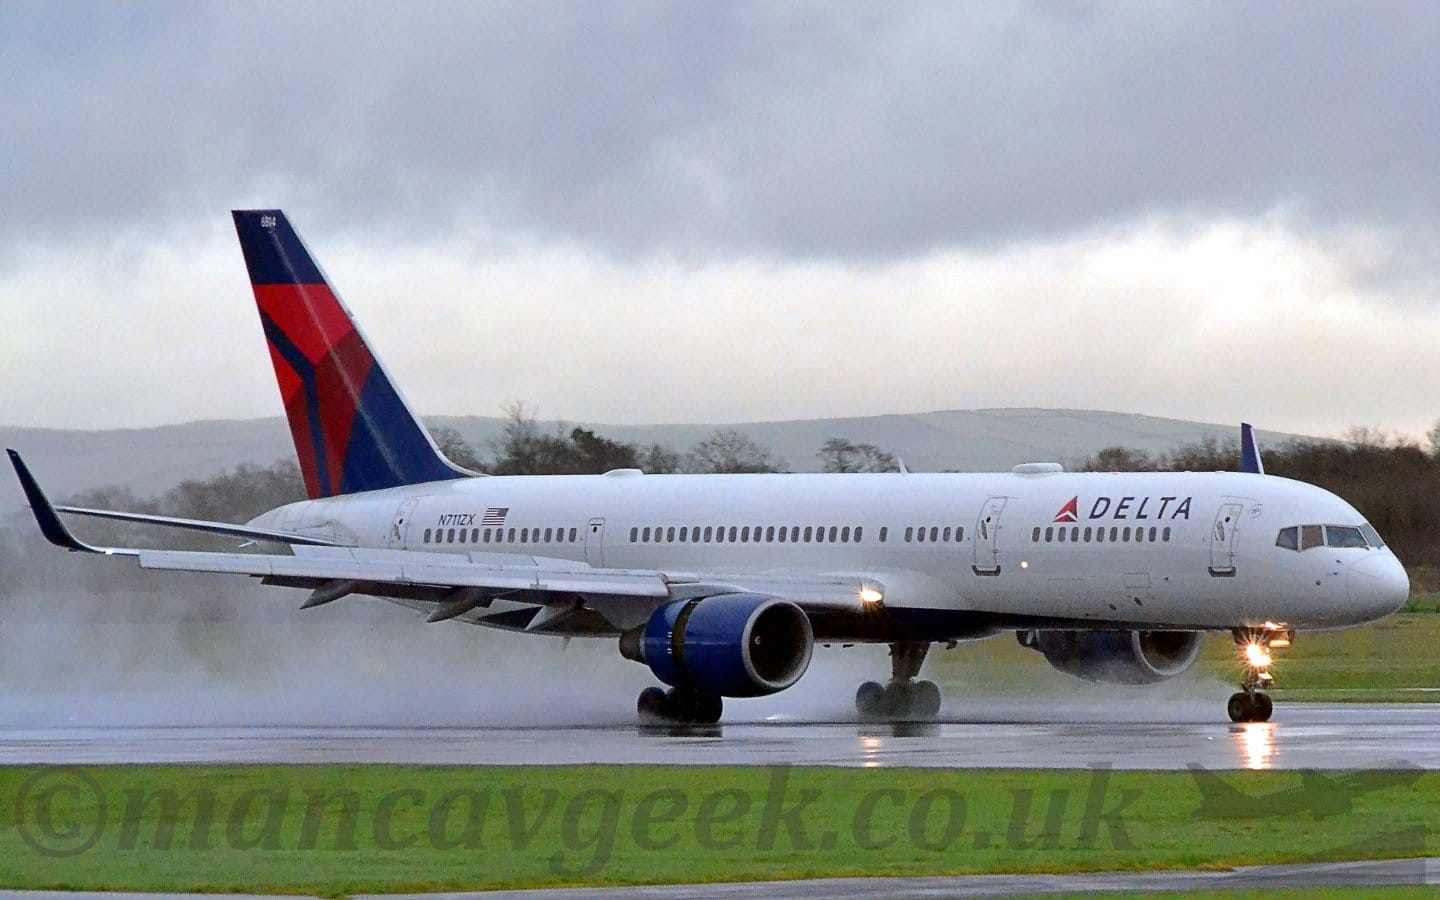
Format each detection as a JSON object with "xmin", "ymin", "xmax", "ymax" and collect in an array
[
  {"xmin": 637, "ymin": 686, "xmax": 723, "ymax": 725},
  {"xmin": 1226, "ymin": 626, "xmax": 1292, "ymax": 723},
  {"xmin": 856, "ymin": 641, "xmax": 942, "ymax": 722}
]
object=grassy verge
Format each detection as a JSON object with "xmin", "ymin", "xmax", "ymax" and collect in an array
[
  {"xmin": 929, "ymin": 607, "xmax": 1440, "ymax": 703},
  {"xmin": 1, "ymin": 765, "xmax": 1435, "ymax": 894}
]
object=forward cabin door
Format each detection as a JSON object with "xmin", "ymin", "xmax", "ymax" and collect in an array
[
  {"xmin": 585, "ymin": 518, "xmax": 606, "ymax": 567},
  {"xmin": 972, "ymin": 496, "xmax": 1008, "ymax": 576},
  {"xmin": 1208, "ymin": 500, "xmax": 1245, "ymax": 577},
  {"xmin": 388, "ymin": 498, "xmax": 421, "ymax": 548}
]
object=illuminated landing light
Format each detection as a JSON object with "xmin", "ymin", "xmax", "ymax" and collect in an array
[
  {"xmin": 859, "ymin": 587, "xmax": 884, "ymax": 606},
  {"xmin": 1244, "ymin": 642, "xmax": 1272, "ymax": 669},
  {"xmin": 1020, "ymin": 560, "xmax": 1029, "ymax": 569}
]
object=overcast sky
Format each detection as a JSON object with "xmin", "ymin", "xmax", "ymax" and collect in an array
[{"xmin": 3, "ymin": 1, "xmax": 1439, "ymax": 438}]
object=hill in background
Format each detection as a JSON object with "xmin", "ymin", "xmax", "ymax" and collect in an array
[{"xmin": 0, "ymin": 408, "xmax": 1308, "ymax": 511}]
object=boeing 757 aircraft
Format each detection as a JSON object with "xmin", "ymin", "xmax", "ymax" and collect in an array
[{"xmin": 8, "ymin": 210, "xmax": 1410, "ymax": 725}]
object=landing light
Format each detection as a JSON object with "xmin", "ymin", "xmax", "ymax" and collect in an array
[
  {"xmin": 859, "ymin": 587, "xmax": 884, "ymax": 605},
  {"xmin": 1244, "ymin": 642, "xmax": 1272, "ymax": 669}
]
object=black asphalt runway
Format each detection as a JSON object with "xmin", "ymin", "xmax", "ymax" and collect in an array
[{"xmin": 1, "ymin": 704, "xmax": 1436, "ymax": 769}]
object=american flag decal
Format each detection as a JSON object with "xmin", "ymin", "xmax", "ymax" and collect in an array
[{"xmin": 482, "ymin": 507, "xmax": 509, "ymax": 526}]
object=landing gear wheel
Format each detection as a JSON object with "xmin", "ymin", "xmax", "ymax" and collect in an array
[
  {"xmin": 913, "ymin": 680, "xmax": 942, "ymax": 718},
  {"xmin": 638, "ymin": 686, "xmax": 723, "ymax": 725},
  {"xmin": 1251, "ymin": 692, "xmax": 1273, "ymax": 722},
  {"xmin": 856, "ymin": 681, "xmax": 886, "ymax": 720},
  {"xmin": 882, "ymin": 680, "xmax": 914, "ymax": 718},
  {"xmin": 1227, "ymin": 692, "xmax": 1254, "ymax": 723},
  {"xmin": 693, "ymin": 691, "xmax": 724, "ymax": 725},
  {"xmin": 638, "ymin": 687, "xmax": 669, "ymax": 723}
]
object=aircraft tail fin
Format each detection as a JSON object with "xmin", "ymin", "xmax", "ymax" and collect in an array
[
  {"xmin": 1240, "ymin": 423, "xmax": 1264, "ymax": 475},
  {"xmin": 231, "ymin": 210, "xmax": 472, "ymax": 499}
]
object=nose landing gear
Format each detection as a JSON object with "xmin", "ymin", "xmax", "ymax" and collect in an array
[
  {"xmin": 856, "ymin": 641, "xmax": 942, "ymax": 722},
  {"xmin": 1226, "ymin": 626, "xmax": 1292, "ymax": 723}
]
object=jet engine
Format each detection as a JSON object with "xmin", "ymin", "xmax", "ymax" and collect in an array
[
  {"xmin": 1018, "ymin": 629, "xmax": 1203, "ymax": 684},
  {"xmin": 620, "ymin": 594, "xmax": 813, "ymax": 697}
]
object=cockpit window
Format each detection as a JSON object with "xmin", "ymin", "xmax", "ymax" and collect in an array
[
  {"xmin": 1360, "ymin": 523, "xmax": 1386, "ymax": 549},
  {"xmin": 1325, "ymin": 525, "xmax": 1368, "ymax": 549},
  {"xmin": 1299, "ymin": 525, "xmax": 1324, "ymax": 551},
  {"xmin": 1275, "ymin": 526, "xmax": 1299, "ymax": 551}
]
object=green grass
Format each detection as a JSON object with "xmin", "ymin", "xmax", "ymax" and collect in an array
[{"xmin": 1, "ymin": 765, "xmax": 1436, "ymax": 894}]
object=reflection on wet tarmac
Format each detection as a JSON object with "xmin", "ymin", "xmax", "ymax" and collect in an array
[
  {"xmin": 1233, "ymin": 722, "xmax": 1276, "ymax": 770},
  {"xmin": 0, "ymin": 705, "xmax": 1434, "ymax": 770}
]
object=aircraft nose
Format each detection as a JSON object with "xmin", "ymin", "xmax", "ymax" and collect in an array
[{"xmin": 1347, "ymin": 553, "xmax": 1410, "ymax": 621}]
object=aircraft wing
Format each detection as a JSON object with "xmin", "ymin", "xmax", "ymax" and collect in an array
[
  {"xmin": 8, "ymin": 450, "xmax": 338, "ymax": 549},
  {"xmin": 11, "ymin": 449, "xmax": 874, "ymax": 632}
]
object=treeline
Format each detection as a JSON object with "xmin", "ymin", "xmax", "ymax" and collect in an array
[{"xmin": 1082, "ymin": 430, "xmax": 1440, "ymax": 571}]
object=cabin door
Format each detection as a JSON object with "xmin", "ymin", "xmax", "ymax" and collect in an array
[
  {"xmin": 585, "ymin": 518, "xmax": 606, "ymax": 567},
  {"xmin": 388, "ymin": 498, "xmax": 421, "ymax": 548},
  {"xmin": 972, "ymin": 496, "xmax": 1008, "ymax": 576},
  {"xmin": 1208, "ymin": 501, "xmax": 1245, "ymax": 577}
]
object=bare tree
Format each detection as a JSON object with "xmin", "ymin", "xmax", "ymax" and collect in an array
[
  {"xmin": 818, "ymin": 437, "xmax": 896, "ymax": 473},
  {"xmin": 685, "ymin": 430, "xmax": 784, "ymax": 473}
]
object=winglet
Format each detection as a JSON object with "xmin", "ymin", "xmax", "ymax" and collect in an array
[
  {"xmin": 1240, "ymin": 423, "xmax": 1264, "ymax": 475},
  {"xmin": 7, "ymin": 450, "xmax": 108, "ymax": 553}
]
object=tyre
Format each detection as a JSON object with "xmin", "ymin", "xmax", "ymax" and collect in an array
[
  {"xmin": 1226, "ymin": 692, "xmax": 1253, "ymax": 723},
  {"xmin": 1252, "ymin": 692, "xmax": 1273, "ymax": 722},
  {"xmin": 914, "ymin": 680, "xmax": 942, "ymax": 719},
  {"xmin": 695, "ymin": 692, "xmax": 724, "ymax": 725},
  {"xmin": 638, "ymin": 686, "xmax": 668, "ymax": 723},
  {"xmin": 856, "ymin": 681, "xmax": 885, "ymax": 720},
  {"xmin": 883, "ymin": 681, "xmax": 915, "ymax": 719}
]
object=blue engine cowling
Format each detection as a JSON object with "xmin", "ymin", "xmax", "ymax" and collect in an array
[
  {"xmin": 1018, "ymin": 629, "xmax": 1202, "ymax": 685},
  {"xmin": 620, "ymin": 594, "xmax": 813, "ymax": 697}
]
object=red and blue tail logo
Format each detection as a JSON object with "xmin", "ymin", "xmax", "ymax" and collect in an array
[{"xmin": 232, "ymin": 210, "xmax": 468, "ymax": 499}]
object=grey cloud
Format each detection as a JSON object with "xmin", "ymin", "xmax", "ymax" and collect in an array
[{"xmin": 3, "ymin": 1, "xmax": 1439, "ymax": 259}]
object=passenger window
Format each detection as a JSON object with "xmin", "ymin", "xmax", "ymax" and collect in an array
[
  {"xmin": 703, "ymin": 526, "xmax": 713, "ymax": 542},
  {"xmin": 1110, "ymin": 527, "xmax": 1118, "ymax": 542},
  {"xmin": 766, "ymin": 526, "xmax": 776, "ymax": 542},
  {"xmin": 542, "ymin": 527, "xmax": 551, "ymax": 543},
  {"xmin": 855, "ymin": 526, "xmax": 863, "ymax": 542},
  {"xmin": 917, "ymin": 527, "xmax": 926, "ymax": 543},
  {"xmin": 926, "ymin": 526, "xmax": 936, "ymax": 542},
  {"xmin": 791, "ymin": 526, "xmax": 801, "ymax": 542},
  {"xmin": 841, "ymin": 526, "xmax": 851, "ymax": 543},
  {"xmin": 519, "ymin": 529, "xmax": 528, "ymax": 544},
  {"xmin": 804, "ymin": 526, "xmax": 814, "ymax": 542},
  {"xmin": 1058, "ymin": 527, "xmax": 1067, "ymax": 543},
  {"xmin": 1300, "ymin": 525, "xmax": 1323, "ymax": 550},
  {"xmin": 1095, "ymin": 528, "xmax": 1105, "ymax": 543},
  {"xmin": 828, "ymin": 526, "xmax": 837, "ymax": 542},
  {"xmin": 667, "ymin": 527, "xmax": 675, "ymax": 542},
  {"xmin": 507, "ymin": 528, "xmax": 516, "ymax": 543},
  {"xmin": 1148, "ymin": 527, "xmax": 1157, "ymax": 542},
  {"xmin": 741, "ymin": 526, "xmax": 751, "ymax": 542},
  {"xmin": 905, "ymin": 527, "xmax": 914, "ymax": 542},
  {"xmin": 448, "ymin": 528, "xmax": 457, "ymax": 543},
  {"xmin": 569, "ymin": 528, "xmax": 578, "ymax": 542},
  {"xmin": 1032, "ymin": 527, "xmax": 1041, "ymax": 542},
  {"xmin": 1162, "ymin": 527, "xmax": 1171, "ymax": 542},
  {"xmin": 1045, "ymin": 527, "xmax": 1053, "ymax": 542},
  {"xmin": 955, "ymin": 526, "xmax": 964, "ymax": 542},
  {"xmin": 459, "ymin": 529, "xmax": 468, "ymax": 543},
  {"xmin": 879, "ymin": 526, "xmax": 888, "ymax": 543},
  {"xmin": 1083, "ymin": 527, "xmax": 1092, "ymax": 542},
  {"xmin": 1122, "ymin": 527, "xmax": 1131, "ymax": 542},
  {"xmin": 423, "ymin": 528, "xmax": 432, "ymax": 543},
  {"xmin": 1071, "ymin": 527, "xmax": 1079, "ymax": 542},
  {"xmin": 729, "ymin": 526, "xmax": 738, "ymax": 542},
  {"xmin": 716, "ymin": 526, "xmax": 726, "ymax": 543},
  {"xmin": 778, "ymin": 527, "xmax": 787, "ymax": 543},
  {"xmin": 471, "ymin": 529, "xmax": 479, "ymax": 543},
  {"xmin": 679, "ymin": 527, "xmax": 688, "ymax": 543},
  {"xmin": 483, "ymin": 529, "xmax": 491, "ymax": 544},
  {"xmin": 1326, "ymin": 525, "xmax": 1367, "ymax": 549}
]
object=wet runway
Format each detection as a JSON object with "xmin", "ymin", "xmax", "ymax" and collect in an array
[{"xmin": 1, "ymin": 704, "xmax": 1436, "ymax": 770}]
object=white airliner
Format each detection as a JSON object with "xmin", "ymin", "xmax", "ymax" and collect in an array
[{"xmin": 8, "ymin": 210, "xmax": 1409, "ymax": 725}]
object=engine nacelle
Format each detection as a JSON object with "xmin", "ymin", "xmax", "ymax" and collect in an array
[
  {"xmin": 620, "ymin": 594, "xmax": 813, "ymax": 697},
  {"xmin": 1018, "ymin": 629, "xmax": 1203, "ymax": 685}
]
